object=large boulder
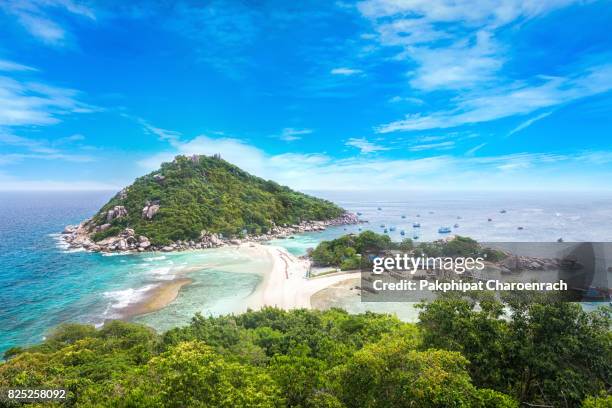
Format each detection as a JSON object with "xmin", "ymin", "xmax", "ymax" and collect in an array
[
  {"xmin": 142, "ymin": 203, "xmax": 160, "ymax": 220},
  {"xmin": 116, "ymin": 239, "xmax": 128, "ymax": 251},
  {"xmin": 106, "ymin": 206, "xmax": 127, "ymax": 222},
  {"xmin": 96, "ymin": 223, "xmax": 111, "ymax": 232}
]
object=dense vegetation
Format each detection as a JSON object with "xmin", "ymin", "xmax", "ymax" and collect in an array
[
  {"xmin": 310, "ymin": 232, "xmax": 506, "ymax": 270},
  {"xmin": 89, "ymin": 155, "xmax": 344, "ymax": 245},
  {"xmin": 1, "ymin": 296, "xmax": 609, "ymax": 407}
]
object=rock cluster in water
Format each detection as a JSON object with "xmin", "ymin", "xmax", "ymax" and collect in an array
[
  {"xmin": 498, "ymin": 254, "xmax": 566, "ymax": 273},
  {"xmin": 61, "ymin": 212, "xmax": 360, "ymax": 253}
]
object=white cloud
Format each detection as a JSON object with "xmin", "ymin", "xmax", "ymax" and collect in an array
[
  {"xmin": 277, "ymin": 128, "xmax": 313, "ymax": 142},
  {"xmin": 465, "ymin": 142, "xmax": 487, "ymax": 156},
  {"xmin": 0, "ymin": 132, "xmax": 57, "ymax": 153},
  {"xmin": 377, "ymin": 64, "xmax": 612, "ymax": 132},
  {"xmin": 1, "ymin": 0, "xmax": 95, "ymax": 45},
  {"xmin": 357, "ymin": 0, "xmax": 584, "ymax": 25},
  {"xmin": 408, "ymin": 141, "xmax": 455, "ymax": 151},
  {"xmin": 355, "ymin": 0, "xmax": 580, "ymax": 91},
  {"xmin": 136, "ymin": 117, "xmax": 182, "ymax": 143},
  {"xmin": 389, "ymin": 96, "xmax": 424, "ymax": 104},
  {"xmin": 0, "ymin": 178, "xmax": 117, "ymax": 191},
  {"xmin": 408, "ymin": 30, "xmax": 504, "ymax": 91},
  {"xmin": 136, "ymin": 133, "xmax": 612, "ymax": 191},
  {"xmin": 331, "ymin": 67, "xmax": 363, "ymax": 76},
  {"xmin": 0, "ymin": 152, "xmax": 94, "ymax": 165},
  {"xmin": 60, "ymin": 133, "xmax": 85, "ymax": 142},
  {"xmin": 508, "ymin": 111, "xmax": 553, "ymax": 136},
  {"xmin": 0, "ymin": 74, "xmax": 95, "ymax": 127},
  {"xmin": 357, "ymin": 0, "xmax": 598, "ymax": 132},
  {"xmin": 345, "ymin": 137, "xmax": 390, "ymax": 154},
  {"xmin": 0, "ymin": 59, "xmax": 37, "ymax": 72}
]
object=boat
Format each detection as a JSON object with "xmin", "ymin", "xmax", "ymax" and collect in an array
[
  {"xmin": 413, "ymin": 235, "xmax": 419, "ymax": 240},
  {"xmin": 384, "ymin": 228, "xmax": 388, "ymax": 233},
  {"xmin": 400, "ymin": 230, "xmax": 405, "ymax": 236},
  {"xmin": 358, "ymin": 227, "xmax": 362, "ymax": 231},
  {"xmin": 416, "ymin": 214, "xmax": 420, "ymax": 217},
  {"xmin": 357, "ymin": 212, "xmax": 362, "ymax": 216},
  {"xmin": 517, "ymin": 226, "xmax": 524, "ymax": 230},
  {"xmin": 413, "ymin": 223, "xmax": 421, "ymax": 228},
  {"xmin": 380, "ymin": 224, "xmax": 385, "ymax": 228},
  {"xmin": 457, "ymin": 216, "xmax": 462, "ymax": 219},
  {"xmin": 389, "ymin": 227, "xmax": 396, "ymax": 231},
  {"xmin": 487, "ymin": 218, "xmax": 492, "ymax": 222},
  {"xmin": 377, "ymin": 207, "xmax": 382, "ymax": 210},
  {"xmin": 401, "ymin": 215, "xmax": 406, "ymax": 219},
  {"xmin": 453, "ymin": 223, "xmax": 459, "ymax": 228},
  {"xmin": 500, "ymin": 209, "xmax": 507, "ymax": 214},
  {"xmin": 438, "ymin": 227, "xmax": 451, "ymax": 234}
]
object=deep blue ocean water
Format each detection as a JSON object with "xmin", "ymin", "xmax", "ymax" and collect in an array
[{"xmin": 1, "ymin": 190, "xmax": 611, "ymax": 355}]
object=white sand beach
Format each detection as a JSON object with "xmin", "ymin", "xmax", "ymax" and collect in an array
[
  {"xmin": 241, "ymin": 243, "xmax": 360, "ymax": 310},
  {"xmin": 125, "ymin": 243, "xmax": 360, "ymax": 321}
]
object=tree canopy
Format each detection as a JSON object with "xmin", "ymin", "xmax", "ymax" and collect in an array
[{"xmin": 1, "ymin": 299, "xmax": 609, "ymax": 407}]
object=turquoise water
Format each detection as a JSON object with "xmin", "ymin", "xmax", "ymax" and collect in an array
[
  {"xmin": 0, "ymin": 192, "xmax": 264, "ymax": 353},
  {"xmin": 2, "ymin": 190, "xmax": 612, "ymax": 355}
]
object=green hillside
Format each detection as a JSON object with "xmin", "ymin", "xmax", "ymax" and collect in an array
[{"xmin": 88, "ymin": 155, "xmax": 345, "ymax": 245}]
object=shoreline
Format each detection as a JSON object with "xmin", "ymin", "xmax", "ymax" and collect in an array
[
  {"xmin": 60, "ymin": 213, "xmax": 361, "ymax": 254},
  {"xmin": 120, "ymin": 278, "xmax": 193, "ymax": 319},
  {"xmin": 119, "ymin": 242, "xmax": 360, "ymax": 321}
]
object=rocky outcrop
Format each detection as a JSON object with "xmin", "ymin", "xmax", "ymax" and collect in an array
[
  {"xmin": 106, "ymin": 206, "xmax": 127, "ymax": 222},
  {"xmin": 60, "ymin": 211, "xmax": 361, "ymax": 254},
  {"xmin": 498, "ymin": 254, "xmax": 563, "ymax": 273},
  {"xmin": 116, "ymin": 188, "xmax": 129, "ymax": 200},
  {"xmin": 142, "ymin": 202, "xmax": 160, "ymax": 220}
]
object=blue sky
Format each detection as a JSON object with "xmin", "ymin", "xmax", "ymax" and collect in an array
[{"xmin": 0, "ymin": 0, "xmax": 611, "ymax": 191}]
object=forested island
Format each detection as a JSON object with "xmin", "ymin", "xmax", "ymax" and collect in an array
[
  {"xmin": 1, "ymin": 296, "xmax": 609, "ymax": 407},
  {"xmin": 310, "ymin": 232, "xmax": 506, "ymax": 271},
  {"xmin": 61, "ymin": 155, "xmax": 357, "ymax": 252}
]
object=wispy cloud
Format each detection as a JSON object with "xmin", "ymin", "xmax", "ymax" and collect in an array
[
  {"xmin": 465, "ymin": 143, "xmax": 487, "ymax": 156},
  {"xmin": 135, "ymin": 117, "xmax": 182, "ymax": 143},
  {"xmin": 345, "ymin": 137, "xmax": 390, "ymax": 154},
  {"xmin": 276, "ymin": 128, "xmax": 313, "ymax": 142},
  {"xmin": 0, "ymin": 59, "xmax": 37, "ymax": 72},
  {"xmin": 0, "ymin": 132, "xmax": 58, "ymax": 154},
  {"xmin": 508, "ymin": 111, "xmax": 553, "ymax": 136},
  {"xmin": 331, "ymin": 67, "xmax": 363, "ymax": 76},
  {"xmin": 356, "ymin": 0, "xmax": 582, "ymax": 92},
  {"xmin": 0, "ymin": 175, "xmax": 117, "ymax": 191},
  {"xmin": 408, "ymin": 141, "xmax": 455, "ymax": 151},
  {"xmin": 377, "ymin": 64, "xmax": 612, "ymax": 132},
  {"xmin": 0, "ymin": 152, "xmax": 94, "ymax": 166},
  {"xmin": 389, "ymin": 96, "xmax": 424, "ymax": 104},
  {"xmin": 1, "ymin": 0, "xmax": 95, "ymax": 46},
  {"xmin": 0, "ymin": 69, "xmax": 96, "ymax": 127},
  {"xmin": 355, "ymin": 0, "xmax": 604, "ymax": 134},
  {"xmin": 0, "ymin": 131, "xmax": 96, "ymax": 165}
]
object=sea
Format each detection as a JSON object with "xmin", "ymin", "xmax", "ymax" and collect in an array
[{"xmin": 1, "ymin": 190, "xmax": 611, "ymax": 355}]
